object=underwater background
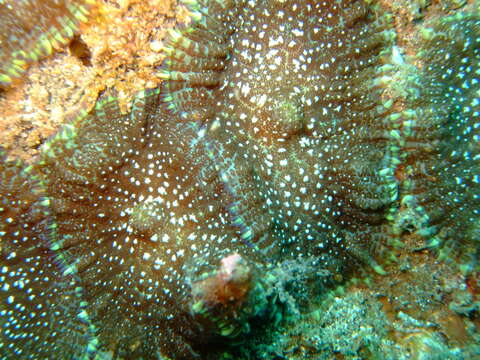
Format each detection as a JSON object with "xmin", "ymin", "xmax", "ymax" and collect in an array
[{"xmin": 0, "ymin": 0, "xmax": 479, "ymax": 359}]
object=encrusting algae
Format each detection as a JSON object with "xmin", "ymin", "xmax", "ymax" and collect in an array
[
  {"xmin": 0, "ymin": 0, "xmax": 479, "ymax": 359},
  {"xmin": 0, "ymin": 0, "xmax": 95, "ymax": 87},
  {"xmin": 0, "ymin": 0, "xmax": 186, "ymax": 161}
]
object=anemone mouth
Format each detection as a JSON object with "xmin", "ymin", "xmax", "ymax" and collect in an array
[
  {"xmin": 189, "ymin": 254, "xmax": 253, "ymax": 337},
  {"xmin": 191, "ymin": 253, "xmax": 252, "ymax": 308}
]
